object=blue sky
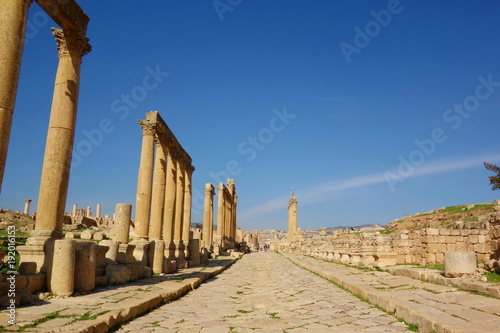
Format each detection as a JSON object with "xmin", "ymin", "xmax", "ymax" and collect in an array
[{"xmin": 2, "ymin": 1, "xmax": 500, "ymax": 231}]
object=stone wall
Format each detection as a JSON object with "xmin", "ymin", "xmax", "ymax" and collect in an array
[{"xmin": 276, "ymin": 209, "xmax": 500, "ymax": 267}]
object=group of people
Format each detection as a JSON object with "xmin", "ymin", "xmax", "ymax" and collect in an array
[{"xmin": 259, "ymin": 244, "xmax": 270, "ymax": 252}]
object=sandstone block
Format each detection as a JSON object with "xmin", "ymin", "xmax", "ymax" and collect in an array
[
  {"xmin": 439, "ymin": 228, "xmax": 451, "ymax": 236},
  {"xmin": 27, "ymin": 273, "xmax": 45, "ymax": 293},
  {"xmin": 446, "ymin": 243, "xmax": 457, "ymax": 252},
  {"xmin": 426, "ymin": 228, "xmax": 439, "ymax": 236},
  {"xmin": 444, "ymin": 251, "xmax": 476, "ymax": 277},
  {"xmin": 474, "ymin": 243, "xmax": 489, "ymax": 253},
  {"xmin": 106, "ymin": 265, "xmax": 131, "ymax": 285},
  {"xmin": 19, "ymin": 262, "xmax": 36, "ymax": 275}
]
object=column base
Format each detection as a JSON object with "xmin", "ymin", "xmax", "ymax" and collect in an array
[
  {"xmin": 164, "ymin": 241, "xmax": 176, "ymax": 259},
  {"xmin": 163, "ymin": 257, "xmax": 177, "ymax": 273},
  {"xmin": 174, "ymin": 241, "xmax": 185, "ymax": 259},
  {"xmin": 18, "ymin": 230, "xmax": 63, "ymax": 273},
  {"xmin": 130, "ymin": 239, "xmax": 149, "ymax": 264},
  {"xmin": 117, "ymin": 244, "xmax": 136, "ymax": 264}
]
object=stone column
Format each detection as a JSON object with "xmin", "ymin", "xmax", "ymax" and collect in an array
[
  {"xmin": 182, "ymin": 165, "xmax": 194, "ymax": 258},
  {"xmin": 72, "ymin": 204, "xmax": 77, "ymax": 216},
  {"xmin": 173, "ymin": 159, "xmax": 185, "ymax": 258},
  {"xmin": 86, "ymin": 206, "xmax": 91, "ymax": 217},
  {"xmin": 0, "ymin": 0, "xmax": 32, "ymax": 192},
  {"xmin": 114, "ymin": 203, "xmax": 132, "ymax": 244},
  {"xmin": 33, "ymin": 28, "xmax": 91, "ymax": 239},
  {"xmin": 232, "ymin": 195, "xmax": 238, "ymax": 244},
  {"xmin": 149, "ymin": 142, "xmax": 166, "ymax": 240},
  {"xmin": 50, "ymin": 239, "xmax": 75, "ymax": 296},
  {"xmin": 216, "ymin": 183, "xmax": 226, "ymax": 247},
  {"xmin": 96, "ymin": 204, "xmax": 101, "ymax": 218},
  {"xmin": 74, "ymin": 241, "xmax": 96, "ymax": 294},
  {"xmin": 202, "ymin": 183, "xmax": 215, "ymax": 249},
  {"xmin": 163, "ymin": 151, "xmax": 176, "ymax": 258},
  {"xmin": 24, "ymin": 199, "xmax": 32, "ymax": 215},
  {"xmin": 288, "ymin": 196, "xmax": 298, "ymax": 241},
  {"xmin": 134, "ymin": 119, "xmax": 156, "ymax": 241}
]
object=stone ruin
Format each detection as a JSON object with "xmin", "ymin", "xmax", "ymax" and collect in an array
[
  {"xmin": 275, "ymin": 200, "xmax": 500, "ymax": 274},
  {"xmin": 0, "ymin": 1, "xmax": 242, "ymax": 307}
]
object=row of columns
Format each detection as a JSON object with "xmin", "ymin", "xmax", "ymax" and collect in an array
[{"xmin": 134, "ymin": 111, "xmax": 195, "ymax": 265}]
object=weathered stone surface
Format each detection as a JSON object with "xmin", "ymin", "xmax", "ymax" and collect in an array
[
  {"xmin": 106, "ymin": 265, "xmax": 131, "ymax": 285},
  {"xmin": 19, "ymin": 262, "xmax": 36, "ymax": 275},
  {"xmin": 74, "ymin": 241, "xmax": 96, "ymax": 294}
]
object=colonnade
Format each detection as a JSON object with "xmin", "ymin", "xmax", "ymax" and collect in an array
[{"xmin": 134, "ymin": 111, "xmax": 194, "ymax": 267}]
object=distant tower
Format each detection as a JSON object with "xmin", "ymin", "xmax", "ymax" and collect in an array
[{"xmin": 288, "ymin": 188, "xmax": 298, "ymax": 241}]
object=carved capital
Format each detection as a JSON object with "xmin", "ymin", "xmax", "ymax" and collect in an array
[
  {"xmin": 138, "ymin": 119, "xmax": 156, "ymax": 136},
  {"xmin": 204, "ymin": 183, "xmax": 215, "ymax": 195},
  {"xmin": 185, "ymin": 164, "xmax": 195, "ymax": 175},
  {"xmin": 52, "ymin": 28, "xmax": 91, "ymax": 58}
]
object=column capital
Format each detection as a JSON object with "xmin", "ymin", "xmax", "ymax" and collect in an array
[
  {"xmin": 52, "ymin": 28, "xmax": 91, "ymax": 59},
  {"xmin": 185, "ymin": 164, "xmax": 195, "ymax": 175},
  {"xmin": 204, "ymin": 183, "xmax": 215, "ymax": 195},
  {"xmin": 138, "ymin": 119, "xmax": 157, "ymax": 136}
]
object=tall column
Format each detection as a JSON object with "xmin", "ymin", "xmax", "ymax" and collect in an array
[
  {"xmin": 86, "ymin": 206, "xmax": 91, "ymax": 217},
  {"xmin": 72, "ymin": 204, "xmax": 77, "ymax": 217},
  {"xmin": 232, "ymin": 195, "xmax": 238, "ymax": 243},
  {"xmin": 149, "ymin": 141, "xmax": 166, "ymax": 240},
  {"xmin": 134, "ymin": 119, "xmax": 156, "ymax": 240},
  {"xmin": 202, "ymin": 183, "xmax": 214, "ymax": 249},
  {"xmin": 225, "ymin": 198, "xmax": 230, "ymax": 247},
  {"xmin": 182, "ymin": 165, "xmax": 194, "ymax": 257},
  {"xmin": 216, "ymin": 183, "xmax": 225, "ymax": 244},
  {"xmin": 0, "ymin": 0, "xmax": 32, "ymax": 192},
  {"xmin": 96, "ymin": 204, "xmax": 101, "ymax": 218},
  {"xmin": 163, "ymin": 150, "xmax": 176, "ymax": 257},
  {"xmin": 24, "ymin": 199, "xmax": 32, "ymax": 215},
  {"xmin": 33, "ymin": 28, "xmax": 91, "ymax": 239},
  {"xmin": 288, "ymin": 196, "xmax": 298, "ymax": 241},
  {"xmin": 173, "ymin": 159, "xmax": 185, "ymax": 257},
  {"xmin": 227, "ymin": 179, "xmax": 236, "ymax": 246}
]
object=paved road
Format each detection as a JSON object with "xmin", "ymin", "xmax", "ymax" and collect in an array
[{"xmin": 117, "ymin": 251, "xmax": 411, "ymax": 332}]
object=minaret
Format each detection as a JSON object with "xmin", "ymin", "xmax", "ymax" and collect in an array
[{"xmin": 288, "ymin": 188, "xmax": 298, "ymax": 241}]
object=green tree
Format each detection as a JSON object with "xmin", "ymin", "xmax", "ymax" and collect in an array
[{"xmin": 484, "ymin": 162, "xmax": 500, "ymax": 190}]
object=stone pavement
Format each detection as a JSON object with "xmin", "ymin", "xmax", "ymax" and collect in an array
[
  {"xmin": 284, "ymin": 253, "xmax": 500, "ymax": 333},
  {"xmin": 0, "ymin": 256, "xmax": 240, "ymax": 332},
  {"xmin": 117, "ymin": 251, "xmax": 412, "ymax": 333}
]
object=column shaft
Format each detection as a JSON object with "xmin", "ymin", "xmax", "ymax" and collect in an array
[
  {"xmin": 35, "ymin": 28, "xmax": 91, "ymax": 236},
  {"xmin": 173, "ymin": 160, "xmax": 184, "ymax": 242},
  {"xmin": 96, "ymin": 204, "xmax": 101, "ymax": 218},
  {"xmin": 134, "ymin": 119, "xmax": 156, "ymax": 240},
  {"xmin": 182, "ymin": 166, "xmax": 193, "ymax": 256},
  {"xmin": 0, "ymin": 0, "xmax": 31, "ymax": 192},
  {"xmin": 149, "ymin": 143, "xmax": 166, "ymax": 240},
  {"xmin": 162, "ymin": 152, "xmax": 176, "ymax": 244},
  {"xmin": 216, "ymin": 184, "xmax": 225, "ymax": 239},
  {"xmin": 202, "ymin": 184, "xmax": 214, "ymax": 248}
]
